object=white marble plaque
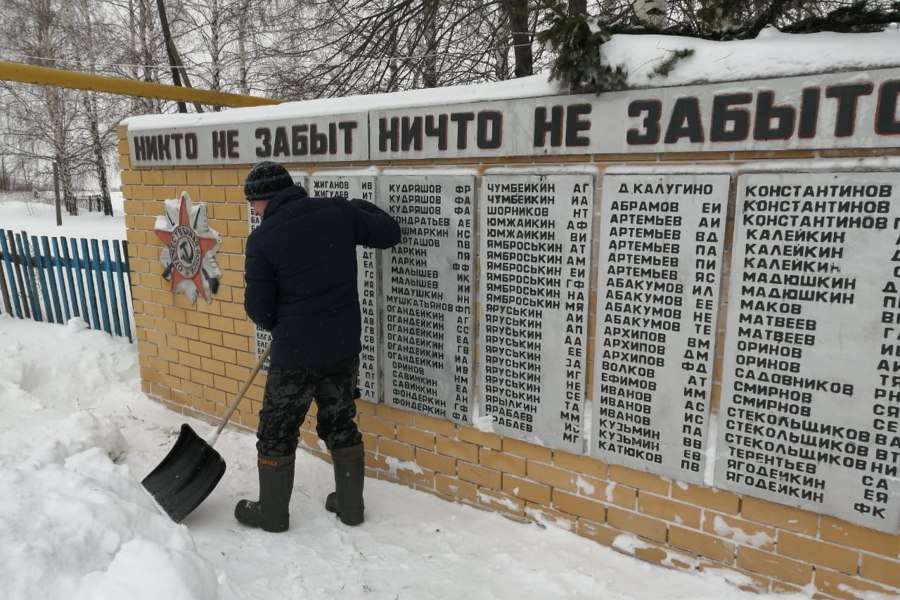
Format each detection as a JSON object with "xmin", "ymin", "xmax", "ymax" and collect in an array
[
  {"xmin": 716, "ymin": 171, "xmax": 900, "ymax": 533},
  {"xmin": 130, "ymin": 112, "xmax": 369, "ymax": 167},
  {"xmin": 381, "ymin": 172, "xmax": 476, "ymax": 423},
  {"xmin": 478, "ymin": 173, "xmax": 593, "ymax": 451},
  {"xmin": 310, "ymin": 171, "xmax": 381, "ymax": 402},
  {"xmin": 591, "ymin": 172, "xmax": 729, "ymax": 482},
  {"xmin": 249, "ymin": 199, "xmax": 269, "ymax": 372},
  {"xmin": 366, "ymin": 68, "xmax": 900, "ymax": 160}
]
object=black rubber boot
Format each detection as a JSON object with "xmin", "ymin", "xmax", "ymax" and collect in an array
[
  {"xmin": 235, "ymin": 454, "xmax": 295, "ymax": 532},
  {"xmin": 324, "ymin": 443, "xmax": 365, "ymax": 526}
]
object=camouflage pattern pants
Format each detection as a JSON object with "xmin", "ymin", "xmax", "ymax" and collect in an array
[{"xmin": 256, "ymin": 356, "xmax": 362, "ymax": 457}]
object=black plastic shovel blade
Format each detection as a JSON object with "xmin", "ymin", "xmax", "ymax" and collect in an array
[{"xmin": 142, "ymin": 423, "xmax": 226, "ymax": 522}]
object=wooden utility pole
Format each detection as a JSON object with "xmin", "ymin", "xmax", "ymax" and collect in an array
[
  {"xmin": 53, "ymin": 162, "xmax": 61, "ymax": 227},
  {"xmin": 156, "ymin": 0, "xmax": 203, "ymax": 113}
]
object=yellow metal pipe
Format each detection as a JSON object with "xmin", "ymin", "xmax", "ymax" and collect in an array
[{"xmin": 0, "ymin": 60, "xmax": 281, "ymax": 107}]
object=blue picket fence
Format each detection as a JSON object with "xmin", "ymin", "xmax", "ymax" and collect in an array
[{"xmin": 0, "ymin": 229, "xmax": 133, "ymax": 342}]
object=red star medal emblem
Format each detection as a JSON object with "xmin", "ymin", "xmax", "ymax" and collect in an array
[{"xmin": 154, "ymin": 191, "xmax": 221, "ymax": 304}]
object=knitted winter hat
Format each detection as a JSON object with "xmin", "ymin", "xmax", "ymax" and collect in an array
[{"xmin": 244, "ymin": 161, "xmax": 294, "ymax": 201}]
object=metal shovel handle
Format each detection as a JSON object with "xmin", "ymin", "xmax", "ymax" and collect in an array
[{"xmin": 207, "ymin": 341, "xmax": 272, "ymax": 446}]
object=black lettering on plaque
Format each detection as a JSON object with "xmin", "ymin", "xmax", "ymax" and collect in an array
[
  {"xmin": 338, "ymin": 121, "xmax": 357, "ymax": 154},
  {"xmin": 272, "ymin": 126, "xmax": 290, "ymax": 157},
  {"xmin": 379, "ymin": 117, "xmax": 400, "ymax": 152},
  {"xmin": 255, "ymin": 127, "xmax": 272, "ymax": 157},
  {"xmin": 876, "ymin": 80, "xmax": 900, "ymax": 135},
  {"xmin": 451, "ymin": 112, "xmax": 475, "ymax": 149},
  {"xmin": 665, "ymin": 97, "xmax": 704, "ymax": 143},
  {"xmin": 477, "ymin": 111, "xmax": 502, "ymax": 149},
  {"xmin": 565, "ymin": 104, "xmax": 592, "ymax": 147},
  {"xmin": 710, "ymin": 93, "xmax": 751, "ymax": 142},
  {"xmin": 425, "ymin": 115, "xmax": 449, "ymax": 150},
  {"xmin": 627, "ymin": 100, "xmax": 662, "ymax": 145},
  {"xmin": 826, "ymin": 83, "xmax": 874, "ymax": 137},
  {"xmin": 402, "ymin": 116, "xmax": 423, "ymax": 151},
  {"xmin": 754, "ymin": 91, "xmax": 795, "ymax": 141},
  {"xmin": 534, "ymin": 106, "xmax": 564, "ymax": 147},
  {"xmin": 292, "ymin": 125, "xmax": 308, "ymax": 155},
  {"xmin": 328, "ymin": 123, "xmax": 337, "ymax": 154},
  {"xmin": 133, "ymin": 136, "xmax": 146, "ymax": 161},
  {"xmin": 185, "ymin": 133, "xmax": 198, "ymax": 159},
  {"xmin": 798, "ymin": 87, "xmax": 821, "ymax": 139},
  {"xmin": 213, "ymin": 130, "xmax": 239, "ymax": 158}
]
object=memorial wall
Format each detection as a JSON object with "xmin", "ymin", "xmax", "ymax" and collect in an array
[
  {"xmin": 123, "ymin": 65, "xmax": 900, "ymax": 598},
  {"xmin": 243, "ymin": 162, "xmax": 900, "ymax": 534},
  {"xmin": 593, "ymin": 172, "xmax": 729, "ymax": 483},
  {"xmin": 381, "ymin": 171, "xmax": 475, "ymax": 423},
  {"xmin": 478, "ymin": 171, "xmax": 592, "ymax": 452},
  {"xmin": 308, "ymin": 170, "xmax": 380, "ymax": 400},
  {"xmin": 716, "ymin": 171, "xmax": 900, "ymax": 533}
]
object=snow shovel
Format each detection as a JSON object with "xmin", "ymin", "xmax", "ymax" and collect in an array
[{"xmin": 142, "ymin": 342, "xmax": 271, "ymax": 522}]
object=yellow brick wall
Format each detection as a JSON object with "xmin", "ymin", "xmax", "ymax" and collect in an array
[{"xmin": 117, "ymin": 124, "xmax": 900, "ymax": 599}]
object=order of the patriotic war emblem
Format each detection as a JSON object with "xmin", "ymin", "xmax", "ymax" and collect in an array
[{"xmin": 154, "ymin": 191, "xmax": 222, "ymax": 304}]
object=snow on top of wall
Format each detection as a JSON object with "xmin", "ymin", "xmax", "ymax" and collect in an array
[
  {"xmin": 123, "ymin": 73, "xmax": 560, "ymax": 129},
  {"xmin": 123, "ymin": 27, "xmax": 900, "ymax": 131},
  {"xmin": 602, "ymin": 27, "xmax": 900, "ymax": 87}
]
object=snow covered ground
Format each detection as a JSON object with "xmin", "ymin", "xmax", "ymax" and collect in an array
[
  {"xmin": 0, "ymin": 191, "xmax": 126, "ymax": 240},
  {"xmin": 0, "ymin": 191, "xmax": 808, "ymax": 600},
  {"xmin": 0, "ymin": 316, "xmax": 810, "ymax": 600}
]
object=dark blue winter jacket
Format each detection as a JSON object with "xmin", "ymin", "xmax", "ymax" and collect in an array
[{"xmin": 244, "ymin": 184, "xmax": 401, "ymax": 368}]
